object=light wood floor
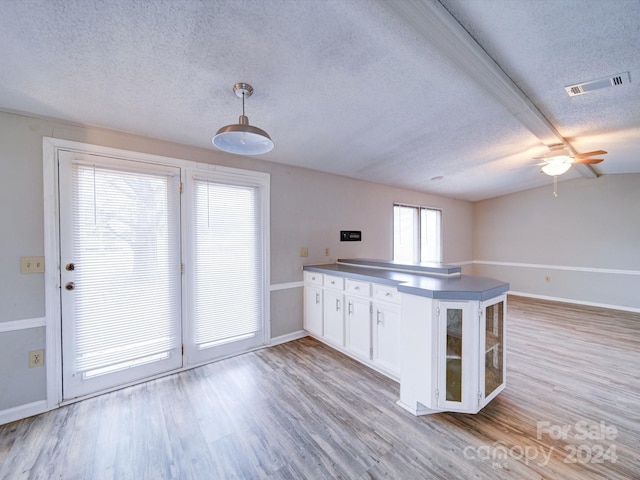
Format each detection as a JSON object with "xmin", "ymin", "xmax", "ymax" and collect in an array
[{"xmin": 1, "ymin": 296, "xmax": 639, "ymax": 479}]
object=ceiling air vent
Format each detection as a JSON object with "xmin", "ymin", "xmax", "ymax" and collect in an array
[{"xmin": 565, "ymin": 71, "xmax": 631, "ymax": 96}]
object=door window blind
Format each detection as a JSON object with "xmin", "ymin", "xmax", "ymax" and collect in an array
[
  {"xmin": 71, "ymin": 163, "xmax": 181, "ymax": 378},
  {"xmin": 193, "ymin": 179, "xmax": 263, "ymax": 349}
]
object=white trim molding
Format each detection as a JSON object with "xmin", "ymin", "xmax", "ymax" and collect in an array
[
  {"xmin": 474, "ymin": 260, "xmax": 640, "ymax": 276},
  {"xmin": 0, "ymin": 317, "xmax": 46, "ymax": 333},
  {"xmin": 0, "ymin": 400, "xmax": 49, "ymax": 426},
  {"xmin": 269, "ymin": 330, "xmax": 308, "ymax": 346},
  {"xmin": 270, "ymin": 281, "xmax": 304, "ymax": 291},
  {"xmin": 508, "ymin": 291, "xmax": 640, "ymax": 314}
]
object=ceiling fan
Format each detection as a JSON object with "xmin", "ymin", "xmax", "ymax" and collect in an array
[
  {"xmin": 533, "ymin": 145, "xmax": 607, "ymax": 196},
  {"xmin": 534, "ymin": 145, "xmax": 607, "ymax": 176}
]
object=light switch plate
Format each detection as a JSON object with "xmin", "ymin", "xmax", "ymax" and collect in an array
[{"xmin": 21, "ymin": 256, "xmax": 45, "ymax": 274}]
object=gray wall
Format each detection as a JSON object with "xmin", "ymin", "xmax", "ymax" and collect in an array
[
  {"xmin": 0, "ymin": 110, "xmax": 473, "ymax": 412},
  {"xmin": 473, "ymin": 174, "xmax": 640, "ymax": 310}
]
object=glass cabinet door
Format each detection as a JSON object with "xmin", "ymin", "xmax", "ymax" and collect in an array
[
  {"xmin": 483, "ymin": 297, "xmax": 506, "ymax": 403},
  {"xmin": 438, "ymin": 301, "xmax": 472, "ymax": 410},
  {"xmin": 446, "ymin": 307, "xmax": 463, "ymax": 402}
]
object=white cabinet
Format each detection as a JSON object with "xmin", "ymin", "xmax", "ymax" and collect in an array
[
  {"xmin": 303, "ymin": 272, "xmax": 323, "ymax": 337},
  {"xmin": 436, "ymin": 296, "xmax": 506, "ymax": 413},
  {"xmin": 323, "ymin": 275, "xmax": 345, "ymax": 346},
  {"xmin": 303, "ymin": 272, "xmax": 401, "ymax": 379},
  {"xmin": 345, "ymin": 281, "xmax": 372, "ymax": 361},
  {"xmin": 372, "ymin": 301, "xmax": 401, "ymax": 375},
  {"xmin": 399, "ymin": 293, "xmax": 506, "ymax": 415},
  {"xmin": 323, "ymin": 289, "xmax": 345, "ymax": 346},
  {"xmin": 304, "ymin": 261, "xmax": 509, "ymax": 416}
]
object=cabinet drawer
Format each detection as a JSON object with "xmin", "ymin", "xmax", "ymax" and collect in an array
[
  {"xmin": 372, "ymin": 283, "xmax": 400, "ymax": 303},
  {"xmin": 324, "ymin": 275, "xmax": 344, "ymax": 290},
  {"xmin": 304, "ymin": 271, "xmax": 323, "ymax": 286},
  {"xmin": 345, "ymin": 279, "xmax": 371, "ymax": 296}
]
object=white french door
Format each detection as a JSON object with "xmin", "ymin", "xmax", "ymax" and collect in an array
[
  {"xmin": 54, "ymin": 142, "xmax": 270, "ymax": 402},
  {"xmin": 59, "ymin": 151, "xmax": 183, "ymax": 400}
]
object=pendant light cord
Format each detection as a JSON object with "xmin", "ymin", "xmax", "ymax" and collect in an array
[{"xmin": 242, "ymin": 91, "xmax": 245, "ymax": 116}]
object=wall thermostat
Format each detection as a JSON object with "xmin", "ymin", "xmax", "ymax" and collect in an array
[{"xmin": 340, "ymin": 230, "xmax": 362, "ymax": 241}]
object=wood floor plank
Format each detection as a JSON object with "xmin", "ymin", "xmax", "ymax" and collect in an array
[{"xmin": 1, "ymin": 295, "xmax": 638, "ymax": 479}]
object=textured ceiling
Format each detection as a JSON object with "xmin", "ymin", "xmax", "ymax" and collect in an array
[{"xmin": 0, "ymin": 0, "xmax": 638, "ymax": 201}]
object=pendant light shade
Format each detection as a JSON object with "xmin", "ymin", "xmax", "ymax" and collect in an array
[{"xmin": 212, "ymin": 83, "xmax": 274, "ymax": 155}]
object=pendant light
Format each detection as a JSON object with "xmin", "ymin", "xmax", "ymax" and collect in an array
[{"xmin": 212, "ymin": 83, "xmax": 274, "ymax": 155}]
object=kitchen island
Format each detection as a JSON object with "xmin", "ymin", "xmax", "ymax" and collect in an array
[{"xmin": 303, "ymin": 258, "xmax": 509, "ymax": 415}]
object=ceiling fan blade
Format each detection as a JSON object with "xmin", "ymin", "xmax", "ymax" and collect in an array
[
  {"xmin": 573, "ymin": 158, "xmax": 604, "ymax": 164},
  {"xmin": 574, "ymin": 150, "xmax": 607, "ymax": 158}
]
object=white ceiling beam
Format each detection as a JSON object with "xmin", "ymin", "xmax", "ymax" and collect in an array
[{"xmin": 383, "ymin": 0, "xmax": 597, "ymax": 179}]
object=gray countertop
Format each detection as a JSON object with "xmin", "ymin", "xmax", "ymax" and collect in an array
[{"xmin": 304, "ymin": 261, "xmax": 509, "ymax": 301}]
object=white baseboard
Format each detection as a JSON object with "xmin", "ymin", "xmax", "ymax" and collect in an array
[
  {"xmin": 269, "ymin": 330, "xmax": 307, "ymax": 346},
  {"xmin": 0, "ymin": 400, "xmax": 49, "ymax": 426},
  {"xmin": 508, "ymin": 291, "xmax": 640, "ymax": 314}
]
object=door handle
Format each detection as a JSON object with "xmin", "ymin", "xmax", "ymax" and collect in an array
[
  {"xmin": 376, "ymin": 310, "xmax": 383, "ymax": 325},
  {"xmin": 65, "ymin": 263, "xmax": 75, "ymax": 271},
  {"xmin": 65, "ymin": 282, "xmax": 75, "ymax": 291},
  {"xmin": 336, "ymin": 299, "xmax": 341, "ymax": 311},
  {"xmin": 315, "ymin": 293, "xmax": 320, "ymax": 304}
]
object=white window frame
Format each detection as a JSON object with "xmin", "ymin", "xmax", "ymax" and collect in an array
[
  {"xmin": 393, "ymin": 203, "xmax": 442, "ymax": 263},
  {"xmin": 43, "ymin": 137, "xmax": 270, "ymax": 408}
]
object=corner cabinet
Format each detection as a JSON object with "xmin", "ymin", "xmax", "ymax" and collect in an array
[
  {"xmin": 436, "ymin": 296, "xmax": 506, "ymax": 413},
  {"xmin": 398, "ymin": 293, "xmax": 506, "ymax": 415}
]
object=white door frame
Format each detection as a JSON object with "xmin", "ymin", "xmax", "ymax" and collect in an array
[{"xmin": 43, "ymin": 137, "xmax": 270, "ymax": 409}]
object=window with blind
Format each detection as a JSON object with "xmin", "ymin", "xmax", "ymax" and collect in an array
[
  {"xmin": 393, "ymin": 204, "xmax": 442, "ymax": 263},
  {"xmin": 190, "ymin": 176, "xmax": 265, "ymax": 361}
]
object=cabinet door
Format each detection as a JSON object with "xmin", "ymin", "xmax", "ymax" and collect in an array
[
  {"xmin": 323, "ymin": 290, "xmax": 345, "ymax": 346},
  {"xmin": 437, "ymin": 301, "xmax": 475, "ymax": 411},
  {"xmin": 372, "ymin": 302, "xmax": 401, "ymax": 375},
  {"xmin": 480, "ymin": 296, "xmax": 506, "ymax": 406},
  {"xmin": 345, "ymin": 296, "xmax": 371, "ymax": 360},
  {"xmin": 304, "ymin": 285, "xmax": 323, "ymax": 336}
]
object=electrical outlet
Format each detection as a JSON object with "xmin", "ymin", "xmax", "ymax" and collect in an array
[
  {"xmin": 21, "ymin": 256, "xmax": 45, "ymax": 274},
  {"xmin": 300, "ymin": 247, "xmax": 308, "ymax": 257},
  {"xmin": 324, "ymin": 247, "xmax": 330, "ymax": 256},
  {"xmin": 29, "ymin": 349, "xmax": 45, "ymax": 368}
]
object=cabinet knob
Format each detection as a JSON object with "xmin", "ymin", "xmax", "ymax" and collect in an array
[{"xmin": 65, "ymin": 282, "xmax": 75, "ymax": 291}]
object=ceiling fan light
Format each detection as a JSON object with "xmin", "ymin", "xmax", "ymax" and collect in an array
[{"xmin": 541, "ymin": 162, "xmax": 571, "ymax": 176}]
